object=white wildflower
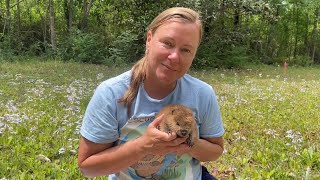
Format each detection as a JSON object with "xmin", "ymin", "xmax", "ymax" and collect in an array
[
  {"xmin": 286, "ymin": 129, "xmax": 303, "ymax": 145},
  {"xmin": 305, "ymin": 166, "xmax": 310, "ymax": 180},
  {"xmin": 59, "ymin": 147, "xmax": 66, "ymax": 154},
  {"xmin": 70, "ymin": 150, "xmax": 77, "ymax": 154},
  {"xmin": 36, "ymin": 154, "xmax": 51, "ymax": 163},
  {"xmin": 96, "ymin": 73, "xmax": 104, "ymax": 80},
  {"xmin": 264, "ymin": 129, "xmax": 279, "ymax": 138}
]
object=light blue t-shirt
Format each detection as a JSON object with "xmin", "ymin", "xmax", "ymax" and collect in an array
[{"xmin": 80, "ymin": 71, "xmax": 225, "ymax": 180}]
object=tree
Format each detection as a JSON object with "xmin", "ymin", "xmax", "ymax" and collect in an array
[
  {"xmin": 311, "ymin": 6, "xmax": 319, "ymax": 62},
  {"xmin": 63, "ymin": 0, "xmax": 74, "ymax": 32},
  {"xmin": 81, "ymin": 0, "xmax": 94, "ymax": 32},
  {"xmin": 16, "ymin": 0, "xmax": 22, "ymax": 51},
  {"xmin": 49, "ymin": 0, "xmax": 57, "ymax": 52},
  {"xmin": 4, "ymin": 0, "xmax": 11, "ymax": 33},
  {"xmin": 68, "ymin": 0, "xmax": 74, "ymax": 32}
]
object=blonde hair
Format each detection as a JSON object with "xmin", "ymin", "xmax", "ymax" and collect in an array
[{"xmin": 118, "ymin": 7, "xmax": 203, "ymax": 116}]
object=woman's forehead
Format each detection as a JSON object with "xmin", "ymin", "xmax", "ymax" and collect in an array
[{"xmin": 153, "ymin": 21, "xmax": 201, "ymax": 46}]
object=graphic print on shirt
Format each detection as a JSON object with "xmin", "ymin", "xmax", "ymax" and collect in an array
[{"xmin": 116, "ymin": 115, "xmax": 193, "ymax": 180}]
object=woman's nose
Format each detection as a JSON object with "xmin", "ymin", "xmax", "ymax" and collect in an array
[{"xmin": 168, "ymin": 48, "xmax": 180, "ymax": 63}]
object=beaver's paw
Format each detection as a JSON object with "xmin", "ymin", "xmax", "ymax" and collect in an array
[{"xmin": 186, "ymin": 136, "xmax": 194, "ymax": 147}]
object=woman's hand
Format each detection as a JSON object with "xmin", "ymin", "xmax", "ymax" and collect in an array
[{"xmin": 137, "ymin": 114, "xmax": 190, "ymax": 156}]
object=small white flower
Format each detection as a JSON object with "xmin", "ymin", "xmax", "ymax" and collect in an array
[
  {"xmin": 70, "ymin": 150, "xmax": 77, "ymax": 154},
  {"xmin": 36, "ymin": 154, "xmax": 51, "ymax": 162},
  {"xmin": 96, "ymin": 73, "xmax": 104, "ymax": 80},
  {"xmin": 59, "ymin": 147, "xmax": 66, "ymax": 154},
  {"xmin": 305, "ymin": 166, "xmax": 310, "ymax": 180}
]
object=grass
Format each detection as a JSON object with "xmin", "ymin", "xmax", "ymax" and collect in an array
[{"xmin": 0, "ymin": 60, "xmax": 319, "ymax": 179}]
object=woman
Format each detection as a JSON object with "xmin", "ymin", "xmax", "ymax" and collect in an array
[{"xmin": 78, "ymin": 7, "xmax": 224, "ymax": 180}]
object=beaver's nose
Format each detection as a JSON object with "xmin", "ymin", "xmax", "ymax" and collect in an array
[{"xmin": 180, "ymin": 130, "xmax": 188, "ymax": 137}]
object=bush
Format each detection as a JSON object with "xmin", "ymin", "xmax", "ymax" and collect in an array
[
  {"xmin": 25, "ymin": 41, "xmax": 43, "ymax": 56},
  {"xmin": 107, "ymin": 31, "xmax": 142, "ymax": 66},
  {"xmin": 58, "ymin": 31, "xmax": 108, "ymax": 64},
  {"xmin": 290, "ymin": 55, "xmax": 313, "ymax": 67},
  {"xmin": 0, "ymin": 34, "xmax": 16, "ymax": 59},
  {"xmin": 273, "ymin": 55, "xmax": 313, "ymax": 67},
  {"xmin": 194, "ymin": 42, "xmax": 254, "ymax": 69}
]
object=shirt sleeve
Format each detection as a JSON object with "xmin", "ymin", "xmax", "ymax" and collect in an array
[
  {"xmin": 80, "ymin": 82, "xmax": 119, "ymax": 144},
  {"xmin": 198, "ymin": 86, "xmax": 225, "ymax": 138}
]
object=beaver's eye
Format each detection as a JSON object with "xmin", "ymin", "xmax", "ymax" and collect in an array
[{"xmin": 176, "ymin": 122, "xmax": 180, "ymax": 126}]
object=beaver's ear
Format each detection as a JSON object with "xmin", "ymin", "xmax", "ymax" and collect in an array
[{"xmin": 171, "ymin": 109, "xmax": 176, "ymax": 114}]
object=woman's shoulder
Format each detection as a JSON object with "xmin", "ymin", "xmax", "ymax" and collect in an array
[
  {"xmin": 95, "ymin": 71, "xmax": 131, "ymax": 97},
  {"xmin": 182, "ymin": 74, "xmax": 214, "ymax": 92},
  {"xmin": 100, "ymin": 71, "xmax": 130, "ymax": 88}
]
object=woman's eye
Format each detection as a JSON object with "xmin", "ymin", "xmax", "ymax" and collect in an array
[
  {"xmin": 182, "ymin": 48, "xmax": 191, "ymax": 53},
  {"xmin": 163, "ymin": 41, "xmax": 173, "ymax": 47}
]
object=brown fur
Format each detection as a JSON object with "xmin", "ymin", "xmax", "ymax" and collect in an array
[{"xmin": 156, "ymin": 104, "xmax": 199, "ymax": 147}]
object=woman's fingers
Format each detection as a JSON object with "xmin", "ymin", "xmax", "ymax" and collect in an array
[
  {"xmin": 154, "ymin": 136, "xmax": 187, "ymax": 147},
  {"xmin": 149, "ymin": 114, "xmax": 164, "ymax": 127},
  {"xmin": 140, "ymin": 114, "xmax": 191, "ymax": 156},
  {"xmin": 146, "ymin": 114, "xmax": 178, "ymax": 141}
]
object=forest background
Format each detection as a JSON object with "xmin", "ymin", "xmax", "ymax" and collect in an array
[{"xmin": 1, "ymin": 0, "xmax": 320, "ymax": 68}]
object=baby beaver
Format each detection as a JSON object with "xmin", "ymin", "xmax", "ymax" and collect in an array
[{"xmin": 156, "ymin": 104, "xmax": 199, "ymax": 147}]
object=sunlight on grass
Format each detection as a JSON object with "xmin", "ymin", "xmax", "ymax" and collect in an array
[{"xmin": 0, "ymin": 61, "xmax": 319, "ymax": 179}]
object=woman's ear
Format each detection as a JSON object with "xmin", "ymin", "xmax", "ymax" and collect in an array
[{"xmin": 146, "ymin": 30, "xmax": 152, "ymax": 50}]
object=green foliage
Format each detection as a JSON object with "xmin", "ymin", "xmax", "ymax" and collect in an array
[
  {"xmin": 290, "ymin": 55, "xmax": 314, "ymax": 66},
  {"xmin": 195, "ymin": 41, "xmax": 255, "ymax": 69},
  {"xmin": 25, "ymin": 41, "xmax": 46, "ymax": 56},
  {"xmin": 0, "ymin": 34, "xmax": 16, "ymax": 59},
  {"xmin": 273, "ymin": 55, "xmax": 314, "ymax": 67},
  {"xmin": 223, "ymin": 46, "xmax": 255, "ymax": 68},
  {"xmin": 107, "ymin": 31, "xmax": 142, "ymax": 66},
  {"xmin": 58, "ymin": 30, "xmax": 108, "ymax": 64},
  {"xmin": 1, "ymin": 0, "xmax": 320, "ymax": 67}
]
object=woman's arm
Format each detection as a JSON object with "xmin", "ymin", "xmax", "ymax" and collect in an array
[
  {"xmin": 189, "ymin": 137, "xmax": 224, "ymax": 162},
  {"xmin": 78, "ymin": 114, "xmax": 190, "ymax": 178},
  {"xmin": 78, "ymin": 136, "xmax": 147, "ymax": 178}
]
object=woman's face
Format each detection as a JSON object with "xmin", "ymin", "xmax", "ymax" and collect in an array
[{"xmin": 146, "ymin": 20, "xmax": 200, "ymax": 86}]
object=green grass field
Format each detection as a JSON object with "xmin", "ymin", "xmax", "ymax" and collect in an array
[{"xmin": 0, "ymin": 60, "xmax": 319, "ymax": 179}]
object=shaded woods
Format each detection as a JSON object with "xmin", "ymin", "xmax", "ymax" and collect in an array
[{"xmin": 1, "ymin": 0, "xmax": 320, "ymax": 68}]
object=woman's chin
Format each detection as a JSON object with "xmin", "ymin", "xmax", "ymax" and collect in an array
[{"xmin": 157, "ymin": 73, "xmax": 176, "ymax": 85}]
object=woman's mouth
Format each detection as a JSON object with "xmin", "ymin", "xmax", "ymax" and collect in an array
[{"xmin": 162, "ymin": 63, "xmax": 176, "ymax": 71}]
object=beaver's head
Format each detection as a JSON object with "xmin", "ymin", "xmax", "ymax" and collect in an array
[{"xmin": 168, "ymin": 107, "xmax": 195, "ymax": 138}]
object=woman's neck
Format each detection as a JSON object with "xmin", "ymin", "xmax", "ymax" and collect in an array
[{"xmin": 143, "ymin": 78, "xmax": 177, "ymax": 100}]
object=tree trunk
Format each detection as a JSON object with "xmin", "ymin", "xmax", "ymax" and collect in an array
[
  {"xmin": 49, "ymin": 0, "xmax": 57, "ymax": 52},
  {"xmin": 293, "ymin": 6, "xmax": 299, "ymax": 58},
  {"xmin": 304, "ymin": 13, "xmax": 309, "ymax": 55},
  {"xmin": 311, "ymin": 7, "xmax": 319, "ymax": 63},
  {"xmin": 16, "ymin": 0, "xmax": 21, "ymax": 51},
  {"xmin": 63, "ymin": 0, "xmax": 73, "ymax": 32},
  {"xmin": 4, "ymin": 0, "xmax": 11, "ymax": 33},
  {"xmin": 81, "ymin": 0, "xmax": 87, "ymax": 32},
  {"xmin": 266, "ymin": 5, "xmax": 281, "ymax": 63},
  {"xmin": 219, "ymin": 0, "xmax": 226, "ymax": 33},
  {"xmin": 36, "ymin": 0, "xmax": 47, "ymax": 45},
  {"xmin": 233, "ymin": 1, "xmax": 241, "ymax": 31},
  {"xmin": 81, "ymin": 0, "xmax": 94, "ymax": 32},
  {"xmin": 68, "ymin": 0, "xmax": 74, "ymax": 32}
]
